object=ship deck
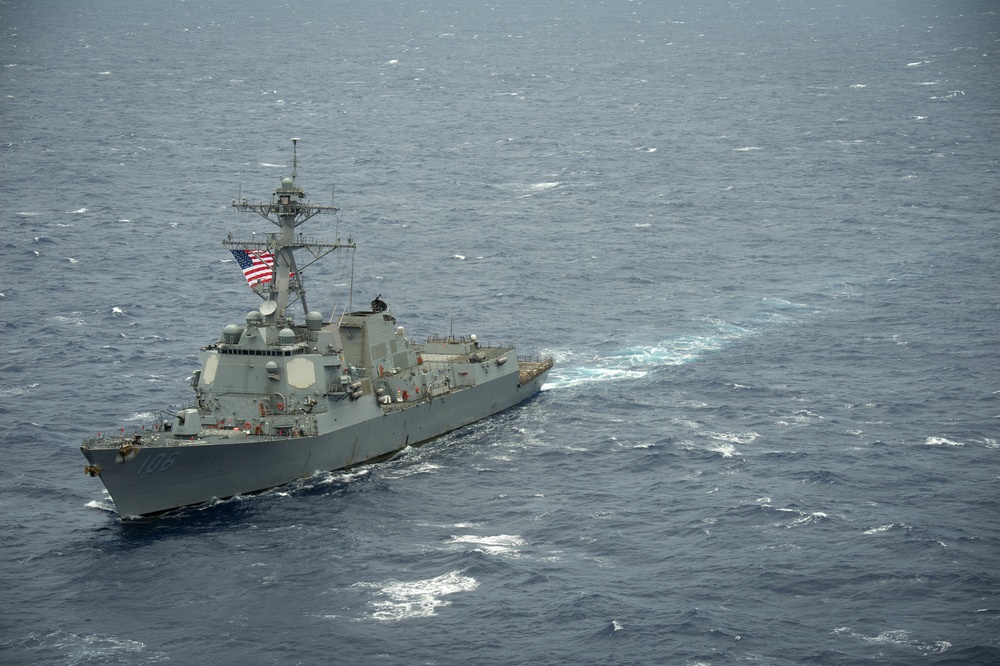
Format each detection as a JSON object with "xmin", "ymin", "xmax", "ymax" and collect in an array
[{"xmin": 518, "ymin": 357, "xmax": 554, "ymax": 385}]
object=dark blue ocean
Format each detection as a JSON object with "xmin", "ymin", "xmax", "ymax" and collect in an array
[{"xmin": 2, "ymin": 0, "xmax": 998, "ymax": 663}]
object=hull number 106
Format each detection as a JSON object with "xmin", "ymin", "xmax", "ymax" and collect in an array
[{"xmin": 136, "ymin": 452, "xmax": 181, "ymax": 475}]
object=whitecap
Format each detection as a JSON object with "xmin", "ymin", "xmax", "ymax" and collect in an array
[
  {"xmin": 833, "ymin": 627, "xmax": 951, "ymax": 655},
  {"xmin": 0, "ymin": 383, "xmax": 39, "ymax": 398},
  {"xmin": 862, "ymin": 522, "xmax": 908, "ymax": 535},
  {"xmin": 17, "ymin": 630, "xmax": 164, "ymax": 662},
  {"xmin": 529, "ymin": 182, "xmax": 560, "ymax": 191},
  {"xmin": 925, "ymin": 436, "xmax": 963, "ymax": 447},
  {"xmin": 69, "ymin": 207, "xmax": 88, "ymax": 213},
  {"xmin": 706, "ymin": 442, "xmax": 738, "ymax": 458},
  {"xmin": 452, "ymin": 254, "xmax": 466, "ymax": 260},
  {"xmin": 733, "ymin": 146, "xmax": 763, "ymax": 152},
  {"xmin": 447, "ymin": 534, "xmax": 525, "ymax": 556},
  {"xmin": 354, "ymin": 570, "xmax": 477, "ymax": 622},
  {"xmin": 784, "ymin": 511, "xmax": 828, "ymax": 528},
  {"xmin": 707, "ymin": 430, "xmax": 759, "ymax": 445}
]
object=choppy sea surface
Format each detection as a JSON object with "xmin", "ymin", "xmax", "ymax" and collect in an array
[{"xmin": 2, "ymin": 1, "xmax": 999, "ymax": 664}]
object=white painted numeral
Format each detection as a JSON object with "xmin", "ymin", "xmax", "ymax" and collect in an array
[{"xmin": 137, "ymin": 452, "xmax": 181, "ymax": 475}]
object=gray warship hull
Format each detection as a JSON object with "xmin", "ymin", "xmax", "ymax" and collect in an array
[
  {"xmin": 83, "ymin": 355, "xmax": 551, "ymax": 518},
  {"xmin": 81, "ymin": 141, "xmax": 553, "ymax": 518}
]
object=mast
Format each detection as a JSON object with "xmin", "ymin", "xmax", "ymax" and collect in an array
[{"xmin": 226, "ymin": 139, "xmax": 353, "ymax": 322}]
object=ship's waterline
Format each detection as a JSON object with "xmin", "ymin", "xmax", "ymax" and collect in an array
[{"xmin": 81, "ymin": 140, "xmax": 552, "ymax": 518}]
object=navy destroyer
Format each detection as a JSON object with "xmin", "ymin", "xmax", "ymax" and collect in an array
[{"xmin": 81, "ymin": 139, "xmax": 553, "ymax": 518}]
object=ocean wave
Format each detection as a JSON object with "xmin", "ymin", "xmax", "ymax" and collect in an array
[
  {"xmin": 2, "ymin": 630, "xmax": 168, "ymax": 663},
  {"xmin": 447, "ymin": 533, "xmax": 526, "ymax": 556},
  {"xmin": 380, "ymin": 461, "xmax": 442, "ymax": 479},
  {"xmin": 84, "ymin": 498, "xmax": 117, "ymax": 514},
  {"xmin": 0, "ymin": 383, "xmax": 39, "ymax": 398},
  {"xmin": 862, "ymin": 522, "xmax": 910, "ymax": 536},
  {"xmin": 925, "ymin": 436, "xmax": 963, "ymax": 447},
  {"xmin": 353, "ymin": 570, "xmax": 478, "ymax": 622},
  {"xmin": 784, "ymin": 511, "xmax": 830, "ymax": 529},
  {"xmin": 832, "ymin": 627, "xmax": 951, "ymax": 655}
]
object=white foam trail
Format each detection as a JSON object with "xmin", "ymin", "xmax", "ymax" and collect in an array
[{"xmin": 381, "ymin": 462, "xmax": 441, "ymax": 479}]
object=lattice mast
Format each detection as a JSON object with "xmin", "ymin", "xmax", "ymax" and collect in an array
[{"xmin": 225, "ymin": 138, "xmax": 353, "ymax": 321}]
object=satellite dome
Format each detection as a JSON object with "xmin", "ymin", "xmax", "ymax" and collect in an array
[
  {"xmin": 223, "ymin": 324, "xmax": 242, "ymax": 344},
  {"xmin": 305, "ymin": 311, "xmax": 323, "ymax": 331}
]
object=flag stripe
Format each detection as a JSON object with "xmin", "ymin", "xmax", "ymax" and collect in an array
[{"xmin": 231, "ymin": 249, "xmax": 274, "ymax": 287}]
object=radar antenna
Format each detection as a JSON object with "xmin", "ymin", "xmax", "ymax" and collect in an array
[{"xmin": 227, "ymin": 139, "xmax": 354, "ymax": 321}]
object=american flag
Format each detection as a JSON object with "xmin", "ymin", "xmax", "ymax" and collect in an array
[{"xmin": 230, "ymin": 249, "xmax": 274, "ymax": 287}]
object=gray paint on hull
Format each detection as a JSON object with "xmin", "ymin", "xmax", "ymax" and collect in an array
[{"xmin": 84, "ymin": 371, "xmax": 548, "ymax": 517}]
